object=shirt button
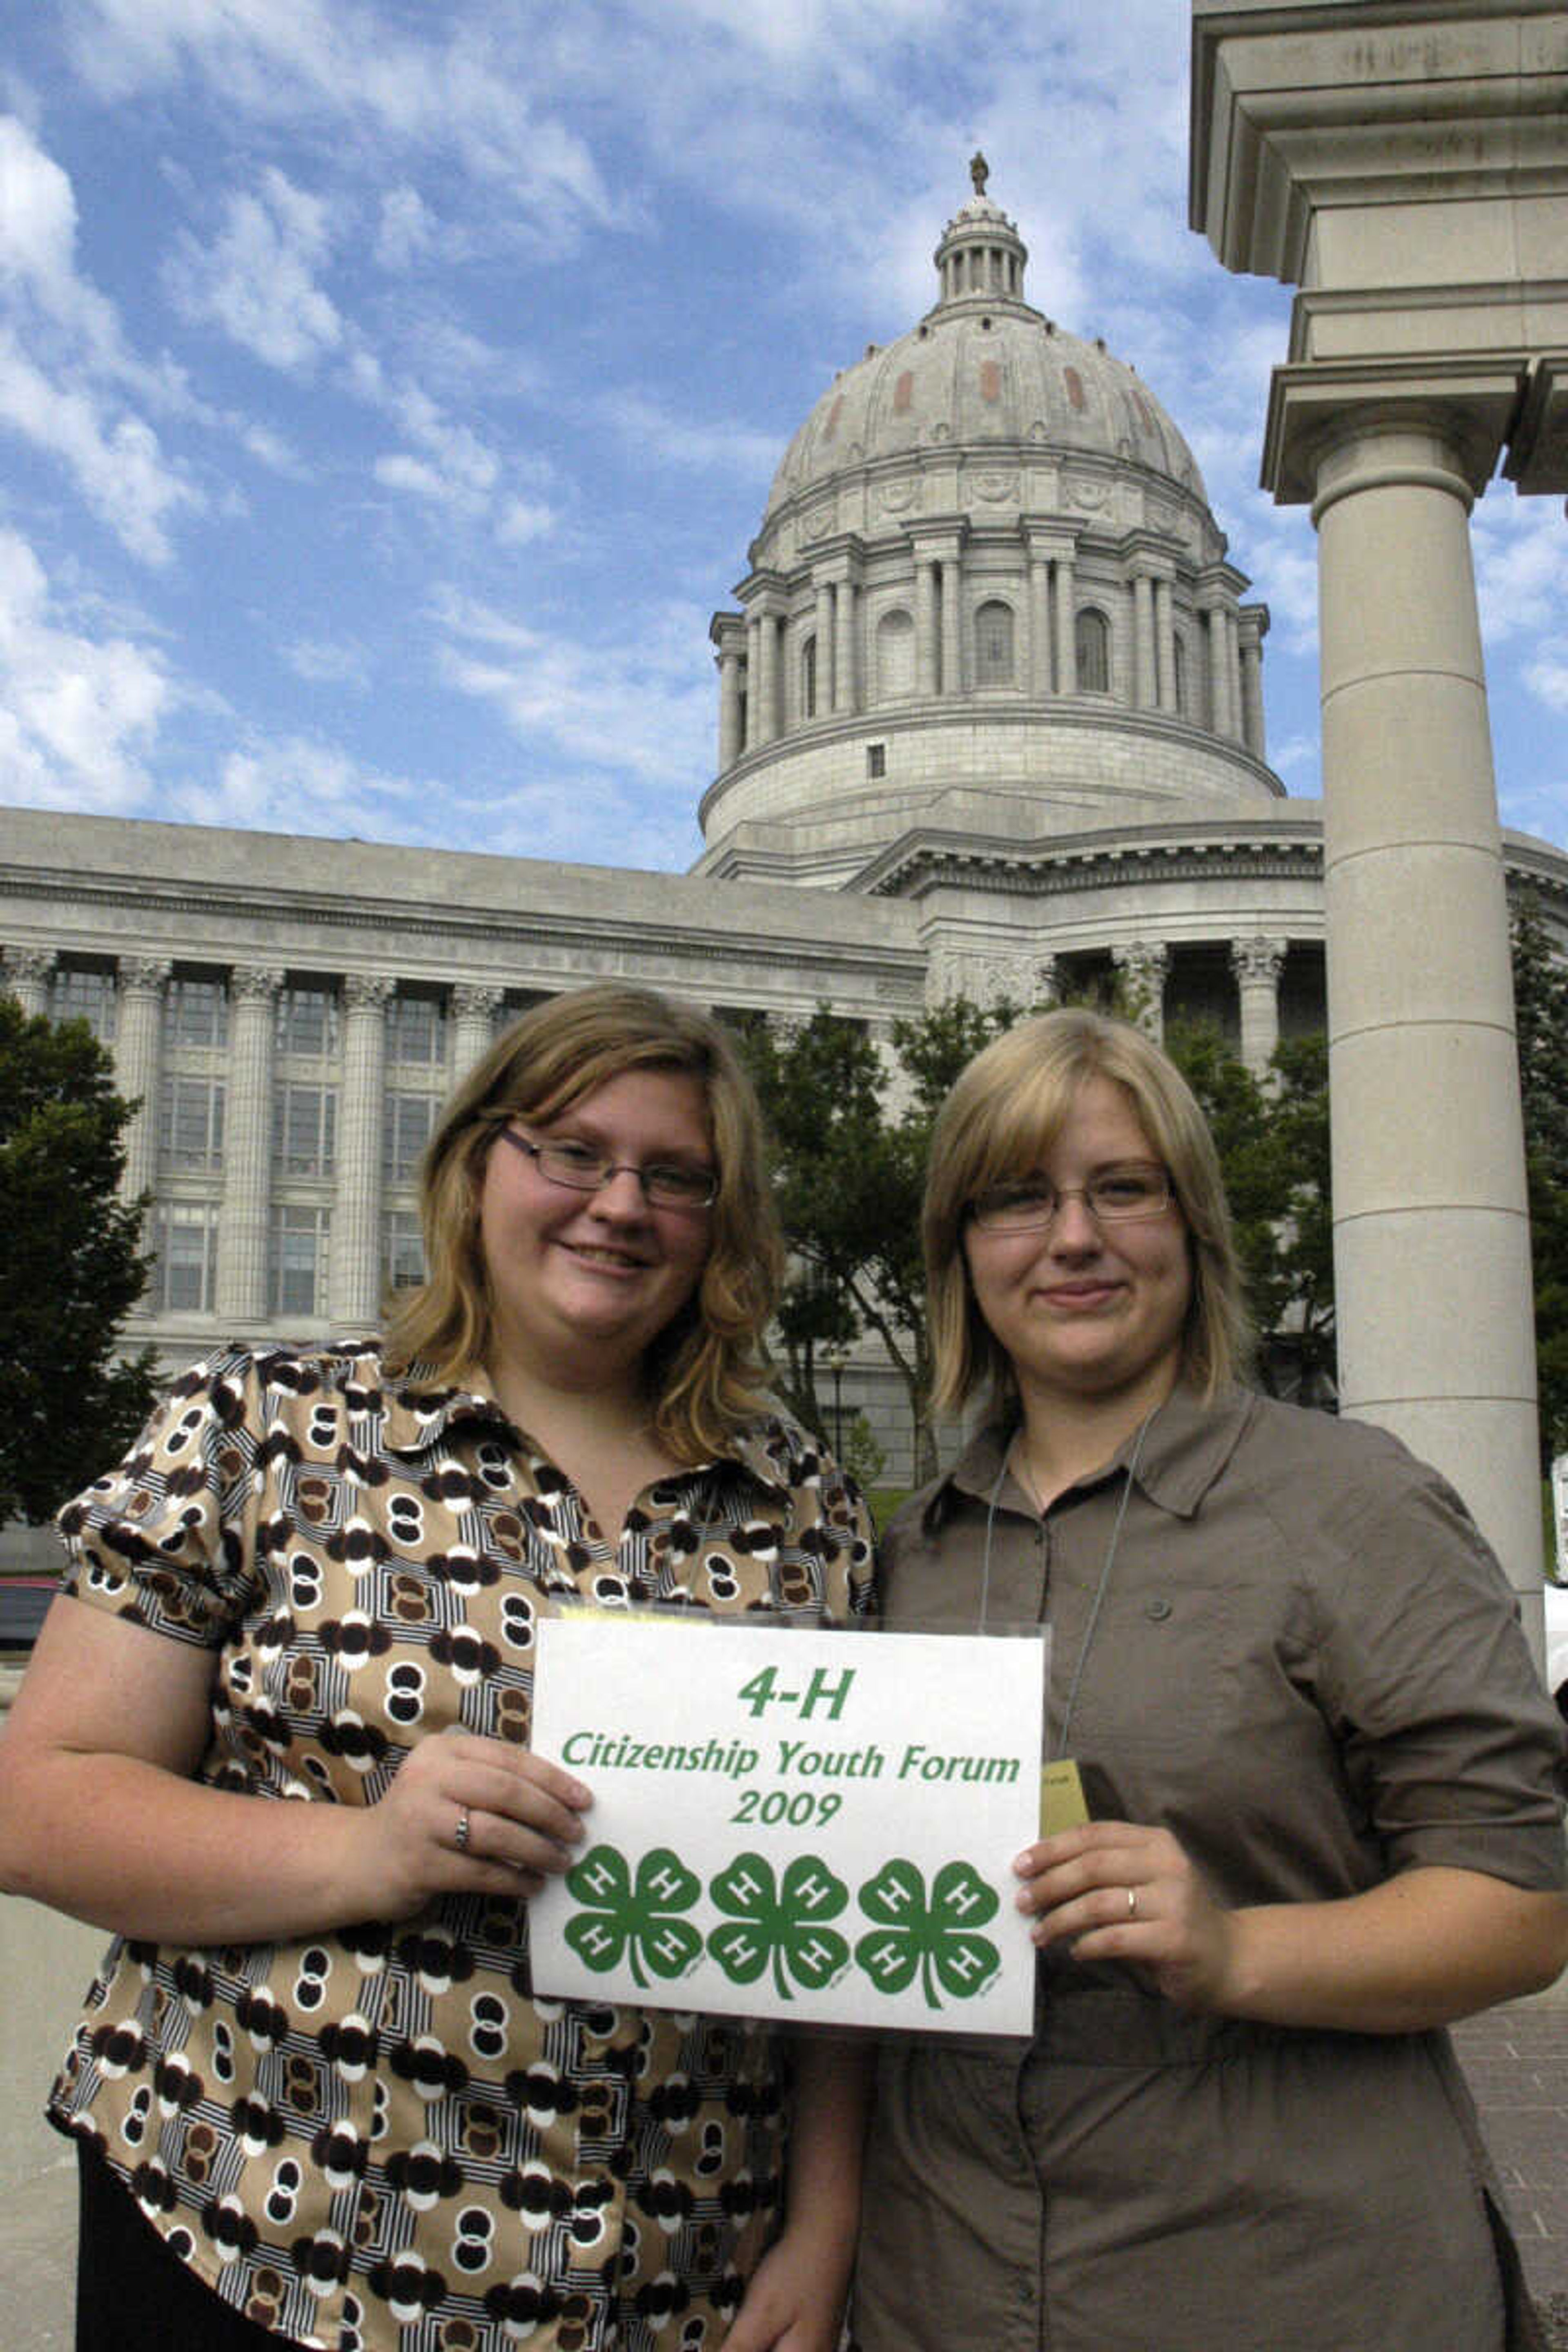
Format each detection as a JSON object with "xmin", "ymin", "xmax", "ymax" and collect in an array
[{"xmin": 1144, "ymin": 1597, "xmax": 1172, "ymax": 1621}]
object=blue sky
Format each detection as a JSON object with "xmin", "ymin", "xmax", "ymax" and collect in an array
[{"xmin": 2, "ymin": 0, "xmax": 1565, "ymax": 874}]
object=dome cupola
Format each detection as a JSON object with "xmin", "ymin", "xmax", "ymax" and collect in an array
[{"xmin": 697, "ymin": 171, "xmax": 1280, "ymax": 889}]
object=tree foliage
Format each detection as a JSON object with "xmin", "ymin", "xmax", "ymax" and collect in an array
[
  {"xmin": 1511, "ymin": 895, "xmax": 1568, "ymax": 1468},
  {"xmin": 0, "ymin": 996, "xmax": 160, "ymax": 1524},
  {"xmin": 739, "ymin": 1000, "xmax": 1023, "ymax": 1481}
]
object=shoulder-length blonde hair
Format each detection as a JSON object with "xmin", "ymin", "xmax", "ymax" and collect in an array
[
  {"xmin": 924, "ymin": 1006, "xmax": 1252, "ymax": 1419},
  {"xmin": 384, "ymin": 983, "xmax": 784, "ymax": 1461}
]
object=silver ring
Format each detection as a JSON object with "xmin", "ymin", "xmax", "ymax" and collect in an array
[
  {"xmin": 1125, "ymin": 1886, "xmax": 1138, "ymax": 1919},
  {"xmin": 455, "ymin": 1805, "xmax": 472, "ymax": 1854}
]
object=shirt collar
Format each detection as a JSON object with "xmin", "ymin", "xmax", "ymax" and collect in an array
[
  {"xmin": 380, "ymin": 1359, "xmax": 793, "ymax": 1495},
  {"xmin": 925, "ymin": 1381, "xmax": 1256, "ymax": 1529}
]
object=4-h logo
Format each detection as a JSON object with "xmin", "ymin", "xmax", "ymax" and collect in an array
[{"xmin": 563, "ymin": 1844, "xmax": 1001, "ymax": 2009}]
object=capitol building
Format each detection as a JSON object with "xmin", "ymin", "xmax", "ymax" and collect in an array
[{"xmin": 4, "ymin": 168, "xmax": 1566, "ymax": 1481}]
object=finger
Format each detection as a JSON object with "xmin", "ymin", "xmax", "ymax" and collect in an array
[
  {"xmin": 442, "ymin": 1760, "xmax": 590, "ymax": 1851},
  {"xmin": 1029, "ymin": 1882, "xmax": 1155, "ymax": 1947}
]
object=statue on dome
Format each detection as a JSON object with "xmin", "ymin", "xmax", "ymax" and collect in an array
[{"xmin": 969, "ymin": 150, "xmax": 989, "ymax": 196}]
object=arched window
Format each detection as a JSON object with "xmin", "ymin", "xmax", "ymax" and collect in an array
[
  {"xmin": 801, "ymin": 634, "xmax": 817, "ymax": 720},
  {"xmin": 974, "ymin": 599, "xmax": 1014, "ymax": 686},
  {"xmin": 1076, "ymin": 607, "xmax": 1110, "ymax": 694},
  {"xmin": 876, "ymin": 608, "xmax": 915, "ymax": 702}
]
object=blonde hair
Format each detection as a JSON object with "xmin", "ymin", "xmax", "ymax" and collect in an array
[
  {"xmin": 924, "ymin": 1006, "xmax": 1252, "ymax": 1417},
  {"xmin": 384, "ymin": 984, "xmax": 783, "ymax": 1459}
]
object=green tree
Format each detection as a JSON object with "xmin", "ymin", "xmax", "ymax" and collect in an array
[
  {"xmin": 0, "ymin": 995, "xmax": 159, "ymax": 1524},
  {"xmin": 1511, "ymin": 896, "xmax": 1568, "ymax": 1468},
  {"xmin": 741, "ymin": 1000, "xmax": 1023, "ymax": 1481},
  {"xmin": 1164, "ymin": 1022, "xmax": 1334, "ymax": 1404}
]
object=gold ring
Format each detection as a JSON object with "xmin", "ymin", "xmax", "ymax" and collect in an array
[
  {"xmin": 1126, "ymin": 1886, "xmax": 1138, "ymax": 1919},
  {"xmin": 455, "ymin": 1805, "xmax": 472, "ymax": 1854}
]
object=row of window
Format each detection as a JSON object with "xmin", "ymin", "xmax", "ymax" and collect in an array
[
  {"xmin": 45, "ymin": 972, "xmax": 453, "ymax": 1061},
  {"xmin": 149, "ymin": 1205, "xmax": 425, "ymax": 1319},
  {"xmin": 157, "ymin": 1079, "xmax": 439, "ymax": 1181},
  {"xmin": 791, "ymin": 604, "xmax": 1122, "ymax": 712}
]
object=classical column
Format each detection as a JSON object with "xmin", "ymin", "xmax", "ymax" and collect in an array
[
  {"xmin": 915, "ymin": 559, "xmax": 940, "ymax": 697},
  {"xmin": 1054, "ymin": 554, "xmax": 1077, "ymax": 694},
  {"xmin": 1205, "ymin": 605, "xmax": 1232, "ymax": 737},
  {"xmin": 744, "ymin": 613, "xmax": 762, "ymax": 750},
  {"xmin": 331, "ymin": 974, "xmax": 393, "ymax": 1330},
  {"xmin": 1029, "ymin": 551, "xmax": 1051, "ymax": 697},
  {"xmin": 216, "ymin": 964, "xmax": 283, "ymax": 1325},
  {"xmin": 813, "ymin": 580, "xmax": 834, "ymax": 717},
  {"xmin": 3, "ymin": 947, "xmax": 54, "ymax": 1015},
  {"xmin": 755, "ymin": 610, "xmax": 780, "ymax": 746},
  {"xmin": 833, "ymin": 577, "xmax": 858, "ymax": 714},
  {"xmin": 716, "ymin": 640, "xmax": 742, "ymax": 769},
  {"xmin": 1225, "ymin": 608, "xmax": 1243, "ymax": 740},
  {"xmin": 1131, "ymin": 572, "xmax": 1157, "ymax": 708},
  {"xmin": 940, "ymin": 560, "xmax": 962, "ymax": 695},
  {"xmin": 1231, "ymin": 937, "xmax": 1287, "ymax": 1080},
  {"xmin": 113, "ymin": 958, "xmax": 172, "ymax": 1206},
  {"xmin": 1310, "ymin": 413, "xmax": 1539, "ymax": 1588},
  {"xmin": 1111, "ymin": 941, "xmax": 1168, "ymax": 1042},
  {"xmin": 452, "ymin": 983, "xmax": 503, "ymax": 1080},
  {"xmin": 1238, "ymin": 612, "xmax": 1268, "ymax": 758},
  {"xmin": 1154, "ymin": 576, "xmax": 1176, "ymax": 713}
]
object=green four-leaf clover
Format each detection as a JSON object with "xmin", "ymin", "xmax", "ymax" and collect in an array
[
  {"xmin": 854, "ymin": 1858, "xmax": 1002, "ymax": 2010},
  {"xmin": 707, "ymin": 1851, "xmax": 851, "ymax": 2001},
  {"xmin": 564, "ymin": 1844, "xmax": 703, "ymax": 1988}
]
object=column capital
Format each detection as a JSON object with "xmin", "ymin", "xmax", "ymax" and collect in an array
[
  {"xmin": 1262, "ymin": 355, "xmax": 1527, "ymax": 508},
  {"xmin": 905, "ymin": 517, "xmax": 968, "ymax": 562},
  {"xmin": 1504, "ymin": 352, "xmax": 1568, "ymax": 494},
  {"xmin": 1231, "ymin": 935, "xmax": 1287, "ymax": 987},
  {"xmin": 1021, "ymin": 515, "xmax": 1082, "ymax": 562},
  {"xmin": 4, "ymin": 946, "xmax": 56, "ymax": 987},
  {"xmin": 118, "ymin": 956, "xmax": 172, "ymax": 995},
  {"xmin": 709, "ymin": 610, "xmax": 746, "ymax": 655},
  {"xmin": 345, "ymin": 973, "xmax": 396, "ymax": 1016},
  {"xmin": 231, "ymin": 963, "xmax": 285, "ymax": 1003},
  {"xmin": 1236, "ymin": 603, "xmax": 1270, "ymax": 650},
  {"xmin": 452, "ymin": 983, "xmax": 504, "ymax": 1022}
]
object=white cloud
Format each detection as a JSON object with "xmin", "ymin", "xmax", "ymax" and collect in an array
[
  {"xmin": 0, "ymin": 331, "xmax": 200, "ymax": 564},
  {"xmin": 498, "ymin": 498, "xmax": 556, "ymax": 546},
  {"xmin": 376, "ymin": 185, "xmax": 436, "ymax": 272},
  {"xmin": 166, "ymin": 167, "xmax": 341, "ymax": 371},
  {"xmin": 600, "ymin": 390, "xmax": 783, "ymax": 479},
  {"xmin": 431, "ymin": 585, "xmax": 715, "ymax": 797},
  {"xmin": 283, "ymin": 637, "xmax": 371, "ymax": 689},
  {"xmin": 184, "ymin": 733, "xmax": 426, "ymax": 836},
  {"xmin": 0, "ymin": 526, "xmax": 169, "ymax": 804}
]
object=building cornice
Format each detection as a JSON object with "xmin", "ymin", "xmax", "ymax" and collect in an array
[{"xmin": 858, "ymin": 815, "xmax": 1327, "ymax": 900}]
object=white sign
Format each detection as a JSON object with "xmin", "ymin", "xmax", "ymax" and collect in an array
[{"xmin": 528, "ymin": 1617, "xmax": 1045, "ymax": 2036}]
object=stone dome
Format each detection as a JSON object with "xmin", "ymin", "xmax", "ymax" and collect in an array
[{"xmin": 763, "ymin": 173, "xmax": 1208, "ymax": 528}]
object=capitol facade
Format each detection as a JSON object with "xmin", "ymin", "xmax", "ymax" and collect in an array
[{"xmin": 4, "ymin": 170, "xmax": 1566, "ymax": 1482}]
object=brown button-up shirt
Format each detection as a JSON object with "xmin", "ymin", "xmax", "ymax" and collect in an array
[{"xmin": 853, "ymin": 1384, "xmax": 1565, "ymax": 2352}]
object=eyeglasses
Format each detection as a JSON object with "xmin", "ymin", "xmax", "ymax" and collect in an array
[
  {"xmin": 497, "ymin": 1125, "xmax": 718, "ymax": 1211},
  {"xmin": 968, "ymin": 1162, "xmax": 1174, "ymax": 1234}
]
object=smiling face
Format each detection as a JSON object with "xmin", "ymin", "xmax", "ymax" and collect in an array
[
  {"xmin": 961, "ymin": 1072, "xmax": 1192, "ymax": 1424},
  {"xmin": 476, "ymin": 1066, "xmax": 716, "ymax": 1399}
]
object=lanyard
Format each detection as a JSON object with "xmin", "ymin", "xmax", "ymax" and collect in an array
[{"xmin": 978, "ymin": 1410, "xmax": 1153, "ymax": 1762}]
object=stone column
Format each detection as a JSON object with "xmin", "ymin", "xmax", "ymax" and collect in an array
[
  {"xmin": 216, "ymin": 964, "xmax": 283, "ymax": 1325},
  {"xmin": 1225, "ymin": 608, "xmax": 1244, "ymax": 740},
  {"xmin": 1155, "ymin": 576, "xmax": 1176, "ymax": 713},
  {"xmin": 717, "ymin": 641, "xmax": 742, "ymax": 769},
  {"xmin": 3, "ymin": 948, "xmax": 54, "ymax": 1015},
  {"xmin": 1029, "ymin": 552, "xmax": 1051, "ymax": 696},
  {"xmin": 1111, "ymin": 941, "xmax": 1168, "ymax": 1043},
  {"xmin": 1238, "ymin": 612, "xmax": 1268, "ymax": 758},
  {"xmin": 813, "ymin": 581, "xmax": 834, "ymax": 716},
  {"xmin": 915, "ymin": 559, "xmax": 940, "ymax": 697},
  {"xmin": 833, "ymin": 577, "xmax": 858, "ymax": 714},
  {"xmin": 754, "ymin": 611, "xmax": 779, "ymax": 747},
  {"xmin": 1231, "ymin": 937, "xmax": 1286, "ymax": 1080},
  {"xmin": 1054, "ymin": 554, "xmax": 1078, "ymax": 694},
  {"xmin": 1311, "ymin": 414, "xmax": 1539, "ymax": 1588},
  {"xmin": 113, "ymin": 958, "xmax": 172, "ymax": 1206},
  {"xmin": 452, "ymin": 984, "xmax": 504, "ymax": 1082},
  {"xmin": 1132, "ymin": 572, "xmax": 1157, "ymax": 708},
  {"xmin": 940, "ymin": 560, "xmax": 962, "ymax": 695},
  {"xmin": 744, "ymin": 613, "xmax": 762, "ymax": 750},
  {"xmin": 331, "ymin": 974, "xmax": 393, "ymax": 1330},
  {"xmin": 1205, "ymin": 604, "xmax": 1232, "ymax": 737}
]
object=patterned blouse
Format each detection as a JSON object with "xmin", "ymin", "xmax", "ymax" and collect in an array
[{"xmin": 47, "ymin": 1342, "xmax": 875, "ymax": 2352}]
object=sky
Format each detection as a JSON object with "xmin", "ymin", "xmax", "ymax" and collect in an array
[{"xmin": 2, "ymin": 0, "xmax": 1566, "ymax": 879}]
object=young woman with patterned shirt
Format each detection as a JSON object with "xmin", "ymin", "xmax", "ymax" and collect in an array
[{"xmin": 0, "ymin": 982, "xmax": 874, "ymax": 2352}]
